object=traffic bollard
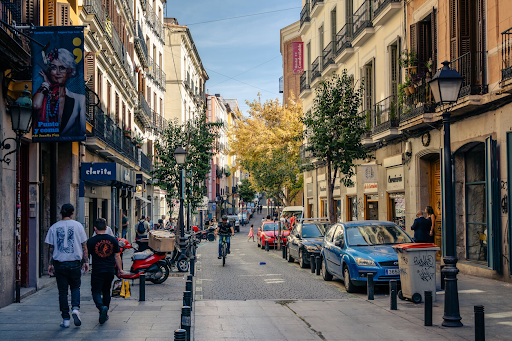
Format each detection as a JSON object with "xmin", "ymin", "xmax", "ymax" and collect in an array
[
  {"xmin": 187, "ymin": 275, "xmax": 193, "ymax": 282},
  {"xmin": 475, "ymin": 305, "xmax": 485, "ymax": 341},
  {"xmin": 440, "ymin": 265, "xmax": 445, "ymax": 290},
  {"xmin": 181, "ymin": 306, "xmax": 191, "ymax": 341},
  {"xmin": 265, "ymin": 240, "xmax": 269, "ymax": 252},
  {"xmin": 310, "ymin": 255, "xmax": 316, "ymax": 273},
  {"xmin": 183, "ymin": 291, "xmax": 192, "ymax": 310},
  {"xmin": 315, "ymin": 256, "xmax": 321, "ymax": 276},
  {"xmin": 190, "ymin": 256, "xmax": 195, "ymax": 276},
  {"xmin": 424, "ymin": 291, "xmax": 433, "ymax": 326},
  {"xmin": 186, "ymin": 280, "xmax": 193, "ymax": 294},
  {"xmin": 390, "ymin": 280, "xmax": 397, "ymax": 310},
  {"xmin": 174, "ymin": 329, "xmax": 187, "ymax": 341},
  {"xmin": 282, "ymin": 245, "xmax": 287, "ymax": 259},
  {"xmin": 367, "ymin": 273, "xmax": 374, "ymax": 300},
  {"xmin": 139, "ymin": 273, "xmax": 146, "ymax": 302}
]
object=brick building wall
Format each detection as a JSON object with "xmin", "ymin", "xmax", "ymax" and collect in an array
[{"xmin": 282, "ymin": 36, "xmax": 302, "ymax": 106}]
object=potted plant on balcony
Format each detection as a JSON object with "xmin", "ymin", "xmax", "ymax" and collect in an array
[
  {"xmin": 404, "ymin": 75, "xmax": 416, "ymax": 95},
  {"xmin": 399, "ymin": 50, "xmax": 418, "ymax": 74},
  {"xmin": 425, "ymin": 59, "xmax": 433, "ymax": 80},
  {"xmin": 132, "ymin": 136, "xmax": 143, "ymax": 148},
  {"xmin": 389, "ymin": 101, "xmax": 398, "ymax": 125},
  {"xmin": 124, "ymin": 127, "xmax": 132, "ymax": 138}
]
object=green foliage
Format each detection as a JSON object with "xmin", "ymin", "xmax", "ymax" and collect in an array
[
  {"xmin": 302, "ymin": 70, "xmax": 371, "ymax": 223},
  {"xmin": 153, "ymin": 110, "xmax": 222, "ymax": 215},
  {"xmin": 238, "ymin": 178, "xmax": 256, "ymax": 203},
  {"xmin": 390, "ymin": 101, "xmax": 397, "ymax": 121},
  {"xmin": 399, "ymin": 50, "xmax": 418, "ymax": 68},
  {"xmin": 365, "ymin": 111, "xmax": 371, "ymax": 131}
]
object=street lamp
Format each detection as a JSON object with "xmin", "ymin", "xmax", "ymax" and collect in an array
[
  {"xmin": 0, "ymin": 85, "xmax": 32, "ymax": 303},
  {"xmin": 429, "ymin": 61, "xmax": 464, "ymax": 328},
  {"xmin": 174, "ymin": 146, "xmax": 187, "ymax": 252}
]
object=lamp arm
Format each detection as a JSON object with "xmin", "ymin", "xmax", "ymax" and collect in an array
[{"xmin": 0, "ymin": 137, "xmax": 19, "ymax": 165}]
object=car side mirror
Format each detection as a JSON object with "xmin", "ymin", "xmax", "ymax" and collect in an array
[
  {"xmin": 296, "ymin": 233, "xmax": 300, "ymax": 238},
  {"xmin": 335, "ymin": 240, "xmax": 342, "ymax": 247}
]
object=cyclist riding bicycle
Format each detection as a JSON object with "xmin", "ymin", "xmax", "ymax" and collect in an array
[{"xmin": 215, "ymin": 215, "xmax": 234, "ymax": 259}]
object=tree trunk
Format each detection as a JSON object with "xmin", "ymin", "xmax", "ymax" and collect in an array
[{"xmin": 326, "ymin": 159, "xmax": 336, "ymax": 224}]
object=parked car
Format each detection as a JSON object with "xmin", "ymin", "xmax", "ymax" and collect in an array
[
  {"xmin": 321, "ymin": 221, "xmax": 413, "ymax": 293},
  {"xmin": 257, "ymin": 221, "xmax": 290, "ymax": 249},
  {"xmin": 287, "ymin": 220, "xmax": 330, "ymax": 268},
  {"xmin": 227, "ymin": 215, "xmax": 240, "ymax": 232},
  {"xmin": 238, "ymin": 212, "xmax": 248, "ymax": 225}
]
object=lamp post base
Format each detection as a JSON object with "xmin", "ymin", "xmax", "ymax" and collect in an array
[
  {"xmin": 442, "ymin": 256, "xmax": 463, "ymax": 327},
  {"xmin": 179, "ymin": 236, "xmax": 188, "ymax": 254}
]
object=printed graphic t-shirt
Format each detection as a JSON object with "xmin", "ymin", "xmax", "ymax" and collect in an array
[
  {"xmin": 45, "ymin": 220, "xmax": 88, "ymax": 262},
  {"xmin": 87, "ymin": 234, "xmax": 120, "ymax": 274}
]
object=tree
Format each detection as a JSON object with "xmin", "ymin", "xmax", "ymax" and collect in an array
[
  {"xmin": 229, "ymin": 95, "xmax": 303, "ymax": 206},
  {"xmin": 153, "ymin": 111, "xmax": 222, "ymax": 219},
  {"xmin": 238, "ymin": 178, "xmax": 256, "ymax": 205},
  {"xmin": 302, "ymin": 70, "xmax": 370, "ymax": 224}
]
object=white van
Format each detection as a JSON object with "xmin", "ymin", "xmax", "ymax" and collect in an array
[{"xmin": 281, "ymin": 206, "xmax": 304, "ymax": 220}]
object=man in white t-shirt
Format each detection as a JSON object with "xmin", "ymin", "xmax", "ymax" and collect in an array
[{"xmin": 45, "ymin": 203, "xmax": 89, "ymax": 328}]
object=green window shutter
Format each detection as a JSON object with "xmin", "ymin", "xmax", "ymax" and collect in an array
[{"xmin": 485, "ymin": 136, "xmax": 501, "ymax": 271}]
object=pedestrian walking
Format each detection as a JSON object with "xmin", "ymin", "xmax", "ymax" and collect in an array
[
  {"xmin": 92, "ymin": 218, "xmax": 115, "ymax": 237},
  {"xmin": 247, "ymin": 224, "xmax": 255, "ymax": 242},
  {"xmin": 425, "ymin": 206, "xmax": 436, "ymax": 243},
  {"xmin": 87, "ymin": 218, "xmax": 124, "ymax": 324},
  {"xmin": 410, "ymin": 210, "xmax": 432, "ymax": 243},
  {"xmin": 121, "ymin": 211, "xmax": 129, "ymax": 238},
  {"xmin": 45, "ymin": 203, "xmax": 88, "ymax": 328}
]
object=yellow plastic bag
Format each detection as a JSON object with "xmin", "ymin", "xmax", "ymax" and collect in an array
[
  {"xmin": 122, "ymin": 279, "xmax": 131, "ymax": 298},
  {"xmin": 120, "ymin": 279, "xmax": 126, "ymax": 297}
]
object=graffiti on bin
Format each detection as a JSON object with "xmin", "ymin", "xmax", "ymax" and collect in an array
[
  {"xmin": 399, "ymin": 267, "xmax": 408, "ymax": 275},
  {"xmin": 413, "ymin": 255, "xmax": 434, "ymax": 268},
  {"xmin": 417, "ymin": 268, "xmax": 434, "ymax": 281},
  {"xmin": 401, "ymin": 255, "xmax": 408, "ymax": 265}
]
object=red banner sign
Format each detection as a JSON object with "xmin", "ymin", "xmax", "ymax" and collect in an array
[{"xmin": 292, "ymin": 42, "xmax": 304, "ymax": 74}]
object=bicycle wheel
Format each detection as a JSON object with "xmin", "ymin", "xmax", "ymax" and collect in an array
[{"xmin": 222, "ymin": 242, "xmax": 227, "ymax": 266}]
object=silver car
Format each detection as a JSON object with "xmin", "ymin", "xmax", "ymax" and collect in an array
[{"xmin": 227, "ymin": 215, "xmax": 240, "ymax": 232}]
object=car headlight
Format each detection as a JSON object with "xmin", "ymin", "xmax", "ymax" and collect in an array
[{"xmin": 355, "ymin": 257, "xmax": 376, "ymax": 266}]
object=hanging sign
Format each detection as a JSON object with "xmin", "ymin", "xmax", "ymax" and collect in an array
[
  {"xmin": 292, "ymin": 42, "xmax": 304, "ymax": 74},
  {"xmin": 387, "ymin": 166, "xmax": 404, "ymax": 191},
  {"xmin": 361, "ymin": 164, "xmax": 378, "ymax": 183}
]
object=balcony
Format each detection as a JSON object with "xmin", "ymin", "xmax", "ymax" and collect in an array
[
  {"xmin": 146, "ymin": 3, "xmax": 155, "ymax": 28},
  {"xmin": 85, "ymin": 85, "xmax": 102, "ymax": 125},
  {"xmin": 335, "ymin": 23, "xmax": 354, "ymax": 63},
  {"xmin": 400, "ymin": 81, "xmax": 437, "ymax": 130},
  {"xmin": 311, "ymin": 56, "xmax": 321, "ymax": 85},
  {"xmin": 84, "ymin": 0, "xmax": 106, "ymax": 32},
  {"xmin": 322, "ymin": 41, "xmax": 336, "ymax": 75},
  {"xmin": 372, "ymin": 0, "xmax": 402, "ymax": 26},
  {"xmin": 371, "ymin": 96, "xmax": 400, "ymax": 140},
  {"xmin": 311, "ymin": 0, "xmax": 324, "ymax": 17},
  {"xmin": 140, "ymin": 152, "xmax": 152, "ymax": 174},
  {"xmin": 135, "ymin": 22, "xmax": 148, "ymax": 68},
  {"xmin": 501, "ymin": 27, "xmax": 512, "ymax": 85},
  {"xmin": 300, "ymin": 71, "xmax": 311, "ymax": 96},
  {"xmin": 299, "ymin": 143, "xmax": 318, "ymax": 164},
  {"xmin": 136, "ymin": 92, "xmax": 153, "ymax": 128},
  {"xmin": 300, "ymin": 2, "xmax": 311, "ymax": 30},
  {"xmin": 352, "ymin": 0, "xmax": 374, "ymax": 47},
  {"xmin": 147, "ymin": 55, "xmax": 154, "ymax": 79}
]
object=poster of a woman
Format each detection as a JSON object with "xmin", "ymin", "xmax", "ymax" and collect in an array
[{"xmin": 31, "ymin": 27, "xmax": 85, "ymax": 142}]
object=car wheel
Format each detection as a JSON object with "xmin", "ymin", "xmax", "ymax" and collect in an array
[
  {"xmin": 257, "ymin": 238, "xmax": 260, "ymax": 247},
  {"xmin": 398, "ymin": 290, "xmax": 405, "ymax": 300},
  {"xmin": 321, "ymin": 259, "xmax": 333, "ymax": 281},
  {"xmin": 343, "ymin": 266, "xmax": 356, "ymax": 293},
  {"xmin": 299, "ymin": 250, "xmax": 308, "ymax": 269},
  {"xmin": 287, "ymin": 247, "xmax": 294, "ymax": 262},
  {"xmin": 261, "ymin": 239, "xmax": 265, "ymax": 249}
]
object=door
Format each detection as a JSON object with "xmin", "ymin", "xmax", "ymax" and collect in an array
[
  {"xmin": 323, "ymin": 225, "xmax": 338, "ymax": 272},
  {"xmin": 347, "ymin": 196, "xmax": 357, "ymax": 221},
  {"xmin": 429, "ymin": 156, "xmax": 442, "ymax": 260},
  {"xmin": 365, "ymin": 195, "xmax": 379, "ymax": 220},
  {"xmin": 290, "ymin": 224, "xmax": 302, "ymax": 258},
  {"xmin": 331, "ymin": 226, "xmax": 344, "ymax": 276}
]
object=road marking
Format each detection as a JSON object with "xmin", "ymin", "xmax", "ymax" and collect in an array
[
  {"xmin": 195, "ymin": 294, "xmax": 203, "ymax": 300},
  {"xmin": 437, "ymin": 289, "xmax": 485, "ymax": 294},
  {"xmin": 195, "ymin": 287, "xmax": 202, "ymax": 291},
  {"xmin": 487, "ymin": 311, "xmax": 512, "ymax": 318},
  {"xmin": 239, "ymin": 274, "xmax": 283, "ymax": 277},
  {"xmin": 264, "ymin": 279, "xmax": 285, "ymax": 284},
  {"xmin": 196, "ymin": 280, "xmax": 202, "ymax": 285}
]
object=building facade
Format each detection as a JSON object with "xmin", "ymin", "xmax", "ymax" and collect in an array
[
  {"xmin": 297, "ymin": 0, "xmax": 512, "ymax": 281},
  {"xmin": 280, "ymin": 21, "xmax": 302, "ymax": 106}
]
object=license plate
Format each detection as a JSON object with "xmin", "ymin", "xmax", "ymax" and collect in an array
[{"xmin": 385, "ymin": 268, "xmax": 400, "ymax": 275}]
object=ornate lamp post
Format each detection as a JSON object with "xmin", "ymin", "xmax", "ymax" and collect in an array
[
  {"xmin": 174, "ymin": 146, "xmax": 187, "ymax": 251},
  {"xmin": 1, "ymin": 85, "xmax": 33, "ymax": 302},
  {"xmin": 429, "ymin": 61, "xmax": 464, "ymax": 327}
]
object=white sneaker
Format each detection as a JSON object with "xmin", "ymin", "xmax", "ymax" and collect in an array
[
  {"xmin": 60, "ymin": 319, "xmax": 70, "ymax": 328},
  {"xmin": 71, "ymin": 309, "xmax": 81, "ymax": 326}
]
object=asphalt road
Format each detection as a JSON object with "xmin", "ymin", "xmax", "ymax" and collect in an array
[{"xmin": 194, "ymin": 209, "xmax": 349, "ymax": 300}]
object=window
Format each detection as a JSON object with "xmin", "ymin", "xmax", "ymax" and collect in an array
[
  {"xmin": 363, "ymin": 60, "xmax": 374, "ymax": 113},
  {"xmin": 347, "ymin": 196, "xmax": 358, "ymax": 221},
  {"xmin": 325, "ymin": 225, "xmax": 338, "ymax": 243},
  {"xmin": 56, "ymin": 2, "xmax": 71, "ymax": 26},
  {"xmin": 319, "ymin": 25, "xmax": 324, "ymax": 59},
  {"xmin": 331, "ymin": 8, "xmax": 336, "ymax": 43},
  {"xmin": 333, "ymin": 227, "xmax": 344, "ymax": 247},
  {"xmin": 410, "ymin": 16, "xmax": 433, "ymax": 75},
  {"xmin": 307, "ymin": 42, "xmax": 311, "ymax": 70},
  {"xmin": 115, "ymin": 93, "xmax": 119, "ymax": 124},
  {"xmin": 320, "ymin": 198, "xmax": 327, "ymax": 218},
  {"xmin": 97, "ymin": 71, "xmax": 103, "ymax": 104},
  {"xmin": 389, "ymin": 43, "xmax": 399, "ymax": 100},
  {"xmin": 107, "ymin": 82, "xmax": 111, "ymax": 116},
  {"xmin": 122, "ymin": 102, "xmax": 126, "ymax": 128},
  {"xmin": 388, "ymin": 193, "xmax": 405, "ymax": 229}
]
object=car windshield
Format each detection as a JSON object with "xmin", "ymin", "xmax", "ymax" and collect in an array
[
  {"xmin": 283, "ymin": 211, "xmax": 302, "ymax": 218},
  {"xmin": 301, "ymin": 224, "xmax": 327, "ymax": 238},
  {"xmin": 346, "ymin": 224, "xmax": 412, "ymax": 246},
  {"xmin": 262, "ymin": 223, "xmax": 279, "ymax": 231}
]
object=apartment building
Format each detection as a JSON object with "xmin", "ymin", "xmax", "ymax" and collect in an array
[
  {"xmin": 163, "ymin": 18, "xmax": 208, "ymax": 124},
  {"xmin": 297, "ymin": 0, "xmax": 512, "ymax": 281},
  {"xmin": 280, "ymin": 21, "xmax": 302, "ymax": 106}
]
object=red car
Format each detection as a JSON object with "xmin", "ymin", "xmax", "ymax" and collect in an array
[{"xmin": 257, "ymin": 221, "xmax": 290, "ymax": 249}]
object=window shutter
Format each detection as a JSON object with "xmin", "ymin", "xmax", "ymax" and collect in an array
[
  {"xmin": 431, "ymin": 8, "xmax": 437, "ymax": 70},
  {"xmin": 56, "ymin": 2, "xmax": 70, "ymax": 26},
  {"xmin": 449, "ymin": 0, "xmax": 458, "ymax": 61},
  {"xmin": 390, "ymin": 45, "xmax": 398, "ymax": 100},
  {"xmin": 485, "ymin": 136, "xmax": 501, "ymax": 271},
  {"xmin": 85, "ymin": 52, "xmax": 96, "ymax": 91},
  {"xmin": 44, "ymin": 0, "xmax": 56, "ymax": 26},
  {"xmin": 410, "ymin": 23, "xmax": 417, "ymax": 56},
  {"xmin": 115, "ymin": 93, "xmax": 119, "ymax": 124}
]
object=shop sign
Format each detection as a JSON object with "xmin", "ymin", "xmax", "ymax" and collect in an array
[
  {"xmin": 136, "ymin": 174, "xmax": 143, "ymax": 184},
  {"xmin": 81, "ymin": 163, "xmax": 116, "ymax": 181},
  {"xmin": 319, "ymin": 180, "xmax": 327, "ymax": 197},
  {"xmin": 364, "ymin": 182, "xmax": 378, "ymax": 193},
  {"xmin": 387, "ymin": 166, "xmax": 404, "ymax": 191},
  {"xmin": 361, "ymin": 164, "xmax": 378, "ymax": 183},
  {"xmin": 292, "ymin": 42, "xmax": 304, "ymax": 74}
]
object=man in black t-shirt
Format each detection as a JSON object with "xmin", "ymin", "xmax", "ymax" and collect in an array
[
  {"xmin": 215, "ymin": 216, "xmax": 234, "ymax": 259},
  {"xmin": 87, "ymin": 219, "xmax": 123, "ymax": 324}
]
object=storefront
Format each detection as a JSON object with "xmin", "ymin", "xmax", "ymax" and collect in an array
[
  {"xmin": 386, "ymin": 165, "xmax": 405, "ymax": 229},
  {"xmin": 306, "ymin": 177, "xmax": 314, "ymax": 218},
  {"xmin": 346, "ymin": 174, "xmax": 358, "ymax": 221},
  {"xmin": 362, "ymin": 163, "xmax": 378, "ymax": 220},
  {"xmin": 318, "ymin": 178, "xmax": 327, "ymax": 218}
]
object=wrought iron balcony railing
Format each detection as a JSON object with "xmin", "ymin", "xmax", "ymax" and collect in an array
[
  {"xmin": 336, "ymin": 23, "xmax": 353, "ymax": 55},
  {"xmin": 85, "ymin": 84, "xmax": 102, "ymax": 124},
  {"xmin": 300, "ymin": 1, "xmax": 311, "ymax": 28},
  {"xmin": 449, "ymin": 51, "xmax": 487, "ymax": 97},
  {"xmin": 311, "ymin": 0, "xmax": 323, "ymax": 11},
  {"xmin": 372, "ymin": 95, "xmax": 399, "ymax": 135},
  {"xmin": 84, "ymin": 0, "xmax": 106, "ymax": 30},
  {"xmin": 372, "ymin": 0, "xmax": 401, "ymax": 19},
  {"xmin": 322, "ymin": 41, "xmax": 336, "ymax": 70},
  {"xmin": 135, "ymin": 22, "xmax": 148, "ymax": 68},
  {"xmin": 311, "ymin": 57, "xmax": 321, "ymax": 82},
  {"xmin": 502, "ymin": 27, "xmax": 512, "ymax": 81},
  {"xmin": 400, "ymin": 81, "xmax": 436, "ymax": 122},
  {"xmin": 147, "ymin": 55, "xmax": 154, "ymax": 79},
  {"xmin": 92, "ymin": 113, "xmax": 139, "ymax": 164},
  {"xmin": 353, "ymin": 0, "xmax": 373, "ymax": 38},
  {"xmin": 300, "ymin": 71, "xmax": 310, "ymax": 94},
  {"xmin": 140, "ymin": 152, "xmax": 152, "ymax": 174}
]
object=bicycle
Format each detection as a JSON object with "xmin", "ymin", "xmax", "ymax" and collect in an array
[{"xmin": 218, "ymin": 233, "xmax": 230, "ymax": 266}]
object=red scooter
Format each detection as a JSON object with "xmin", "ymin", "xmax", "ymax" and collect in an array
[{"xmin": 117, "ymin": 238, "xmax": 189, "ymax": 284}]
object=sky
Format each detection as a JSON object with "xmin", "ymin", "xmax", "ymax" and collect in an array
[{"xmin": 165, "ymin": 0, "xmax": 300, "ymax": 114}]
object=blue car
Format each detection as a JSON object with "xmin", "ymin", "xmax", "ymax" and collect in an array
[{"xmin": 320, "ymin": 221, "xmax": 413, "ymax": 293}]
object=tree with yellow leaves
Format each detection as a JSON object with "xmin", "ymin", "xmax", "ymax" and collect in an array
[{"xmin": 229, "ymin": 95, "xmax": 303, "ymax": 206}]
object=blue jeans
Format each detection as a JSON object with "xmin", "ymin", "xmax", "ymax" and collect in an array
[
  {"xmin": 54, "ymin": 260, "xmax": 81, "ymax": 319},
  {"xmin": 122, "ymin": 228, "xmax": 127, "ymax": 239},
  {"xmin": 218, "ymin": 236, "xmax": 230, "ymax": 257},
  {"xmin": 91, "ymin": 272, "xmax": 115, "ymax": 311}
]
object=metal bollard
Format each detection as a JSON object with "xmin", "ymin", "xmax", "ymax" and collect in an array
[
  {"xmin": 315, "ymin": 256, "xmax": 321, "ymax": 276},
  {"xmin": 475, "ymin": 305, "xmax": 485, "ymax": 341},
  {"xmin": 424, "ymin": 291, "xmax": 433, "ymax": 326},
  {"xmin": 440, "ymin": 265, "xmax": 445, "ymax": 290},
  {"xmin": 186, "ymin": 280, "xmax": 193, "ymax": 293},
  {"xmin": 367, "ymin": 273, "xmax": 374, "ymax": 300},
  {"xmin": 282, "ymin": 245, "xmax": 287, "ymax": 259},
  {"xmin": 139, "ymin": 273, "xmax": 146, "ymax": 302},
  {"xmin": 265, "ymin": 240, "xmax": 269, "ymax": 252},
  {"xmin": 183, "ymin": 291, "xmax": 192, "ymax": 309},
  {"xmin": 190, "ymin": 256, "xmax": 195, "ymax": 276},
  {"xmin": 390, "ymin": 280, "xmax": 397, "ymax": 310},
  {"xmin": 174, "ymin": 329, "xmax": 187, "ymax": 341},
  {"xmin": 181, "ymin": 306, "xmax": 191, "ymax": 341},
  {"xmin": 187, "ymin": 274, "xmax": 193, "ymax": 282},
  {"xmin": 310, "ymin": 255, "xmax": 316, "ymax": 273}
]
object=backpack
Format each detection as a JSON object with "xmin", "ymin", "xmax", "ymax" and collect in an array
[{"xmin": 137, "ymin": 220, "xmax": 146, "ymax": 235}]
